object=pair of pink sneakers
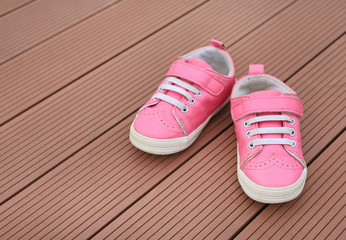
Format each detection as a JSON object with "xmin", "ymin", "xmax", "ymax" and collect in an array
[{"xmin": 130, "ymin": 40, "xmax": 307, "ymax": 204}]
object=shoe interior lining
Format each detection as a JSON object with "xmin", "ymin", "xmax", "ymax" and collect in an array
[
  {"xmin": 184, "ymin": 46, "xmax": 233, "ymax": 76},
  {"xmin": 232, "ymin": 75, "xmax": 295, "ymax": 97}
]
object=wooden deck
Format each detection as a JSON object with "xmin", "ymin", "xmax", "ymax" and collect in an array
[{"xmin": 0, "ymin": 0, "xmax": 345, "ymax": 239}]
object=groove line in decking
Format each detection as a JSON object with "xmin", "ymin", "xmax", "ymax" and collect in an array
[
  {"xmin": 0, "ymin": 0, "xmax": 278, "ymax": 135},
  {"xmin": 309, "ymin": 198, "xmax": 344, "ymax": 238},
  {"xmin": 0, "ymin": 0, "xmax": 123, "ymax": 64},
  {"xmin": 0, "ymin": 0, "xmax": 282, "ymax": 136},
  {"xmin": 0, "ymin": 0, "xmax": 185, "ymax": 78},
  {"xmin": 0, "ymin": 0, "xmax": 274, "ymax": 161},
  {"xmin": 0, "ymin": 0, "xmax": 338, "ymax": 232},
  {"xmin": 0, "ymin": 0, "xmax": 286, "ymax": 121},
  {"xmin": 214, "ymin": 134, "xmax": 345, "ymax": 240},
  {"xmin": 57, "ymin": 112, "xmax": 233, "ymax": 239},
  {"xmin": 231, "ymin": 0, "xmax": 344, "ymax": 79},
  {"xmin": 110, "ymin": 100, "xmax": 342, "ymax": 238},
  {"xmin": 232, "ymin": 0, "xmax": 316, "ymax": 63},
  {"xmin": 229, "ymin": 36, "xmax": 346, "ymax": 239},
  {"xmin": 235, "ymin": 132, "xmax": 345, "ymax": 239},
  {"xmin": 266, "ymin": 5, "xmax": 343, "ymax": 75},
  {"xmin": 0, "ymin": 0, "xmax": 344, "ymax": 239},
  {"xmin": 320, "ymin": 206, "xmax": 345, "ymax": 239},
  {"xmin": 0, "ymin": 109, "xmax": 228, "ymax": 222},
  {"xmin": 289, "ymin": 186, "xmax": 345, "ymax": 239},
  {"xmin": 112, "ymin": 56, "xmax": 343, "ymax": 238},
  {"xmin": 0, "ymin": 108, "xmax": 232, "ymax": 239},
  {"xmin": 0, "ymin": 0, "xmax": 207, "ymax": 125},
  {"xmin": 229, "ymin": 0, "xmax": 317, "ymax": 60},
  {"xmin": 0, "ymin": 0, "xmax": 215, "ymax": 140},
  {"xmin": 0, "ymin": 0, "xmax": 182, "ymax": 109},
  {"xmin": 0, "ymin": 1, "xmax": 224, "ymax": 145},
  {"xmin": 0, "ymin": 0, "xmax": 35, "ymax": 17},
  {"xmin": 2, "ymin": 0, "xmax": 340, "ymax": 172},
  {"xmin": 100, "ymin": 87, "xmax": 343, "ymax": 238},
  {"xmin": 298, "ymin": 64, "xmax": 344, "ymax": 128},
  {"xmin": 0, "ymin": 0, "xmax": 212, "ymax": 187},
  {"xmin": 0, "ymin": 125, "xmax": 134, "ymax": 236},
  {"xmin": 1, "ymin": 0, "xmax": 184, "ymax": 81},
  {"xmin": 151, "ymin": 149, "xmax": 245, "ymax": 239},
  {"xmin": 0, "ymin": 0, "xmax": 296, "ymax": 204},
  {"xmin": 118, "ymin": 134, "xmax": 237, "ymax": 238},
  {"xmin": 95, "ymin": 34, "xmax": 345, "ymax": 239},
  {"xmin": 264, "ymin": 159, "xmax": 344, "ymax": 239}
]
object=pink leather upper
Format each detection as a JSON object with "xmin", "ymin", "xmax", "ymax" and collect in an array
[
  {"xmin": 210, "ymin": 39, "xmax": 225, "ymax": 49},
  {"xmin": 231, "ymin": 65, "xmax": 305, "ymax": 188},
  {"xmin": 249, "ymin": 64, "xmax": 264, "ymax": 75},
  {"xmin": 134, "ymin": 40, "xmax": 235, "ymax": 139}
]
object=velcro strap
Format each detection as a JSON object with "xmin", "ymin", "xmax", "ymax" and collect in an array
[
  {"xmin": 231, "ymin": 95, "xmax": 303, "ymax": 120},
  {"xmin": 166, "ymin": 60, "xmax": 224, "ymax": 95}
]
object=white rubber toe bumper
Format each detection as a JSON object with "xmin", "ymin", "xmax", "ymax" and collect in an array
[
  {"xmin": 238, "ymin": 165, "xmax": 307, "ymax": 204},
  {"xmin": 129, "ymin": 117, "xmax": 208, "ymax": 155}
]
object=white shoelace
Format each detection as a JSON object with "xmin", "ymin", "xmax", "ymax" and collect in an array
[
  {"xmin": 244, "ymin": 115, "xmax": 296, "ymax": 148},
  {"xmin": 152, "ymin": 77, "xmax": 201, "ymax": 113}
]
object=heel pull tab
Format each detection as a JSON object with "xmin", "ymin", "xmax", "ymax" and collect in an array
[
  {"xmin": 211, "ymin": 39, "xmax": 225, "ymax": 49},
  {"xmin": 249, "ymin": 64, "xmax": 264, "ymax": 75}
]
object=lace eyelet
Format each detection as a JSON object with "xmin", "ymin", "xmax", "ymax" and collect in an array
[
  {"xmin": 291, "ymin": 141, "xmax": 297, "ymax": 147},
  {"xmin": 158, "ymin": 86, "xmax": 163, "ymax": 92},
  {"xmin": 248, "ymin": 142, "xmax": 255, "ymax": 149},
  {"xmin": 195, "ymin": 91, "xmax": 202, "ymax": 97},
  {"xmin": 290, "ymin": 129, "xmax": 296, "ymax": 136},
  {"xmin": 243, "ymin": 121, "xmax": 250, "ymax": 127},
  {"xmin": 246, "ymin": 131, "xmax": 251, "ymax": 138},
  {"xmin": 181, "ymin": 106, "xmax": 189, "ymax": 113},
  {"xmin": 188, "ymin": 98, "xmax": 196, "ymax": 104},
  {"xmin": 290, "ymin": 119, "xmax": 296, "ymax": 125}
]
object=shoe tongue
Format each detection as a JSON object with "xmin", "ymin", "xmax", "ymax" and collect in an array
[{"xmin": 185, "ymin": 58, "xmax": 214, "ymax": 71}]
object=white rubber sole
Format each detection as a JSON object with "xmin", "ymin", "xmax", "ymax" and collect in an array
[
  {"xmin": 237, "ymin": 146, "xmax": 307, "ymax": 204},
  {"xmin": 130, "ymin": 99, "xmax": 229, "ymax": 155}
]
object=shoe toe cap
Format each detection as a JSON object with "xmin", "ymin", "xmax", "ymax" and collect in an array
[
  {"xmin": 133, "ymin": 108, "xmax": 184, "ymax": 139},
  {"xmin": 243, "ymin": 158, "xmax": 304, "ymax": 188}
]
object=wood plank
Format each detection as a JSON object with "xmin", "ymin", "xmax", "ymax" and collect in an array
[
  {"xmin": 294, "ymin": 192, "xmax": 345, "ymax": 239},
  {"xmin": 94, "ymin": 34, "xmax": 345, "ymax": 239},
  {"xmin": 0, "ymin": 0, "xmax": 296, "ymax": 204},
  {"xmin": 0, "ymin": 0, "xmax": 33, "ymax": 16},
  {"xmin": 324, "ymin": 216, "xmax": 346, "ymax": 240},
  {"xmin": 0, "ymin": 0, "xmax": 206, "ymax": 125},
  {"xmin": 235, "ymin": 131, "xmax": 345, "ymax": 240},
  {"xmin": 0, "ymin": 0, "xmax": 302, "ymax": 239},
  {"xmin": 1, "ymin": 0, "xmax": 344, "ymax": 239},
  {"xmin": 0, "ymin": 0, "xmax": 120, "ymax": 64}
]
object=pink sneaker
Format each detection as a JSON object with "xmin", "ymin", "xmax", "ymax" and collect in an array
[
  {"xmin": 130, "ymin": 40, "xmax": 235, "ymax": 154},
  {"xmin": 231, "ymin": 65, "xmax": 307, "ymax": 203}
]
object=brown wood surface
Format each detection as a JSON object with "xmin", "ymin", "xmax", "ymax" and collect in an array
[
  {"xmin": 0, "ymin": 0, "xmax": 295, "ymax": 204},
  {"xmin": 0, "ymin": 0, "xmax": 120, "ymax": 64},
  {"xmin": 0, "ymin": 0, "xmax": 33, "ymax": 16},
  {"xmin": 0, "ymin": 0, "xmax": 206, "ymax": 125},
  {"xmin": 95, "ymin": 34, "xmax": 346, "ymax": 240},
  {"xmin": 0, "ymin": 0, "xmax": 345, "ymax": 239},
  {"xmin": 235, "ymin": 132, "xmax": 345, "ymax": 240}
]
